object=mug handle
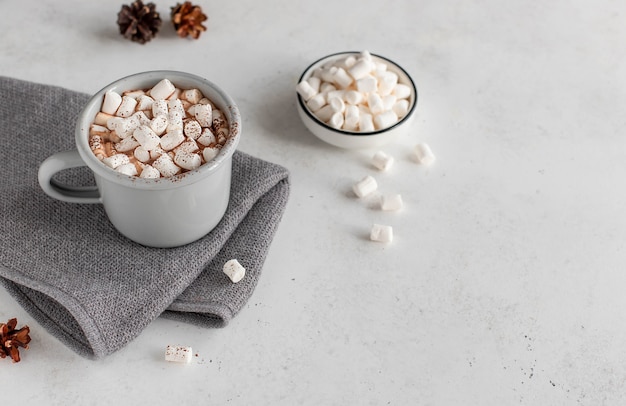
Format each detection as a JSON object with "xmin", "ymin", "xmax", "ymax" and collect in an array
[{"xmin": 38, "ymin": 150, "xmax": 101, "ymax": 204}]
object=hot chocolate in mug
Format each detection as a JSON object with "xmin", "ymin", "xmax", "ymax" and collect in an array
[{"xmin": 38, "ymin": 71, "xmax": 241, "ymax": 248}]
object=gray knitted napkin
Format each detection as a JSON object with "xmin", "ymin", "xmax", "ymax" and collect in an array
[{"xmin": 0, "ymin": 76, "xmax": 290, "ymax": 359}]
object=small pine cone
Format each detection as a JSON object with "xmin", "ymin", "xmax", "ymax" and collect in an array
[
  {"xmin": 117, "ymin": 1, "xmax": 162, "ymax": 44},
  {"xmin": 171, "ymin": 2, "xmax": 208, "ymax": 39},
  {"xmin": 0, "ymin": 318, "xmax": 31, "ymax": 363}
]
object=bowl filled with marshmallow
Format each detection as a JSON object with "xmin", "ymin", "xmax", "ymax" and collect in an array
[{"xmin": 296, "ymin": 51, "xmax": 417, "ymax": 149}]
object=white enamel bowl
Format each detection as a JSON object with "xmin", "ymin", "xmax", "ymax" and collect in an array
[{"xmin": 296, "ymin": 52, "xmax": 417, "ymax": 149}]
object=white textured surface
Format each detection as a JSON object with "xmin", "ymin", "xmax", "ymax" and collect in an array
[{"xmin": 2, "ymin": 0, "xmax": 626, "ymax": 404}]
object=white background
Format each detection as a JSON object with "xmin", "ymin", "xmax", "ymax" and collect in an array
[{"xmin": 1, "ymin": 1, "xmax": 626, "ymax": 404}]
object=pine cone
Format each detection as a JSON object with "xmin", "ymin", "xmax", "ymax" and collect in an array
[
  {"xmin": 171, "ymin": 2, "xmax": 208, "ymax": 39},
  {"xmin": 117, "ymin": 1, "xmax": 162, "ymax": 44},
  {"xmin": 0, "ymin": 318, "xmax": 31, "ymax": 363}
]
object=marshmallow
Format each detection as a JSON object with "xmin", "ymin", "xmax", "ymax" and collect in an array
[
  {"xmin": 150, "ymin": 79, "xmax": 176, "ymax": 100},
  {"xmin": 356, "ymin": 75, "xmax": 378, "ymax": 94},
  {"xmin": 329, "ymin": 97, "xmax": 345, "ymax": 113},
  {"xmin": 194, "ymin": 104, "xmax": 212, "ymax": 127},
  {"xmin": 184, "ymin": 119, "xmax": 202, "ymax": 139},
  {"xmin": 167, "ymin": 88, "xmax": 182, "ymax": 100},
  {"xmin": 343, "ymin": 107, "xmax": 359, "ymax": 131},
  {"xmin": 140, "ymin": 165, "xmax": 160, "ymax": 179},
  {"xmin": 89, "ymin": 135, "xmax": 103, "ymax": 155},
  {"xmin": 115, "ymin": 137, "xmax": 140, "ymax": 152},
  {"xmin": 150, "ymin": 146, "xmax": 165, "ymax": 160},
  {"xmin": 133, "ymin": 146, "xmax": 150, "ymax": 162},
  {"xmin": 94, "ymin": 112, "xmax": 114, "ymax": 126},
  {"xmin": 370, "ymin": 224, "xmax": 393, "ymax": 243},
  {"xmin": 167, "ymin": 99, "xmax": 185, "ymax": 116},
  {"xmin": 382, "ymin": 95, "xmax": 397, "ymax": 111},
  {"xmin": 152, "ymin": 154, "xmax": 181, "ymax": 177},
  {"xmin": 359, "ymin": 113, "xmax": 375, "ymax": 132},
  {"xmin": 296, "ymin": 80, "xmax": 317, "ymax": 101},
  {"xmin": 89, "ymin": 124, "xmax": 109, "ymax": 137},
  {"xmin": 326, "ymin": 90, "xmax": 345, "ymax": 102},
  {"xmin": 332, "ymin": 67, "xmax": 353, "ymax": 89},
  {"xmin": 319, "ymin": 66, "xmax": 337, "ymax": 83},
  {"xmin": 372, "ymin": 151, "xmax": 394, "ymax": 171},
  {"xmin": 197, "ymin": 127, "xmax": 216, "ymax": 146},
  {"xmin": 160, "ymin": 128, "xmax": 185, "ymax": 151},
  {"xmin": 353, "ymin": 175, "xmax": 378, "ymax": 198},
  {"xmin": 101, "ymin": 91, "xmax": 122, "ymax": 115},
  {"xmin": 131, "ymin": 111, "xmax": 151, "ymax": 126},
  {"xmin": 167, "ymin": 110, "xmax": 184, "ymax": 132},
  {"xmin": 319, "ymin": 82, "xmax": 337, "ymax": 93},
  {"xmin": 106, "ymin": 117, "xmax": 134, "ymax": 139},
  {"xmin": 367, "ymin": 93, "xmax": 385, "ymax": 115},
  {"xmin": 174, "ymin": 151, "xmax": 202, "ymax": 171},
  {"xmin": 349, "ymin": 59, "xmax": 372, "ymax": 80},
  {"xmin": 212, "ymin": 109, "xmax": 226, "ymax": 130},
  {"xmin": 413, "ymin": 143, "xmax": 436, "ymax": 165},
  {"xmin": 223, "ymin": 259, "xmax": 245, "ymax": 283},
  {"xmin": 315, "ymin": 105, "xmax": 334, "ymax": 122},
  {"xmin": 136, "ymin": 94, "xmax": 154, "ymax": 111},
  {"xmin": 374, "ymin": 110, "xmax": 399, "ymax": 130},
  {"xmin": 393, "ymin": 84, "xmax": 412, "ymax": 100},
  {"xmin": 115, "ymin": 162, "xmax": 138, "ymax": 177},
  {"xmin": 150, "ymin": 114, "xmax": 168, "ymax": 135},
  {"xmin": 164, "ymin": 345, "xmax": 193, "ymax": 364},
  {"xmin": 202, "ymin": 146, "xmax": 219, "ymax": 162},
  {"xmin": 344, "ymin": 90, "xmax": 364, "ymax": 105},
  {"xmin": 307, "ymin": 76, "xmax": 321, "ymax": 92},
  {"xmin": 378, "ymin": 71, "xmax": 398, "ymax": 96},
  {"xmin": 392, "ymin": 99, "xmax": 410, "ymax": 118},
  {"xmin": 123, "ymin": 89, "xmax": 145, "ymax": 98},
  {"xmin": 102, "ymin": 154, "xmax": 129, "ymax": 169},
  {"xmin": 306, "ymin": 94, "xmax": 326, "ymax": 112},
  {"xmin": 381, "ymin": 194, "xmax": 403, "ymax": 211},
  {"xmin": 329, "ymin": 112, "xmax": 344, "ymax": 129},
  {"xmin": 152, "ymin": 99, "xmax": 168, "ymax": 118},
  {"xmin": 175, "ymin": 138, "xmax": 199, "ymax": 154},
  {"xmin": 374, "ymin": 61, "xmax": 388, "ymax": 74},
  {"xmin": 343, "ymin": 55, "xmax": 357, "ymax": 68},
  {"xmin": 183, "ymin": 88, "xmax": 202, "ymax": 104},
  {"xmin": 133, "ymin": 125, "xmax": 160, "ymax": 150},
  {"xmin": 116, "ymin": 96, "xmax": 138, "ymax": 118}
]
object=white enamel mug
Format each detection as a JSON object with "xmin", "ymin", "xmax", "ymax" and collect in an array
[{"xmin": 38, "ymin": 71, "xmax": 241, "ymax": 248}]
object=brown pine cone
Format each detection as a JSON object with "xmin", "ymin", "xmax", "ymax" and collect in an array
[
  {"xmin": 117, "ymin": 1, "xmax": 162, "ymax": 44},
  {"xmin": 0, "ymin": 318, "xmax": 31, "ymax": 363},
  {"xmin": 171, "ymin": 2, "xmax": 208, "ymax": 39}
]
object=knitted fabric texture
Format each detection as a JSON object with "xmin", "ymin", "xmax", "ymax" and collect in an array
[{"xmin": 0, "ymin": 76, "xmax": 290, "ymax": 359}]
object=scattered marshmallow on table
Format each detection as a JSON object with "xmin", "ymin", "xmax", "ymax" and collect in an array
[
  {"xmin": 353, "ymin": 175, "xmax": 378, "ymax": 198},
  {"xmin": 165, "ymin": 345, "xmax": 193, "ymax": 364},
  {"xmin": 412, "ymin": 143, "xmax": 436, "ymax": 165},
  {"xmin": 298, "ymin": 50, "xmax": 412, "ymax": 132},
  {"xmin": 223, "ymin": 259, "xmax": 246, "ymax": 283},
  {"xmin": 370, "ymin": 224, "xmax": 393, "ymax": 243},
  {"xmin": 381, "ymin": 194, "xmax": 403, "ymax": 211},
  {"xmin": 371, "ymin": 151, "xmax": 394, "ymax": 171}
]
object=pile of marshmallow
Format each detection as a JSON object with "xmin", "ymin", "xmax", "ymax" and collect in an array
[
  {"xmin": 89, "ymin": 79, "xmax": 230, "ymax": 178},
  {"xmin": 296, "ymin": 51, "xmax": 412, "ymax": 132}
]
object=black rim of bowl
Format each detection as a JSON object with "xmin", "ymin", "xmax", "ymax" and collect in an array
[{"xmin": 297, "ymin": 51, "xmax": 418, "ymax": 137}]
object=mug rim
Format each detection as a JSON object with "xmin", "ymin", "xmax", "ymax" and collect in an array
[{"xmin": 75, "ymin": 70, "xmax": 241, "ymax": 190}]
